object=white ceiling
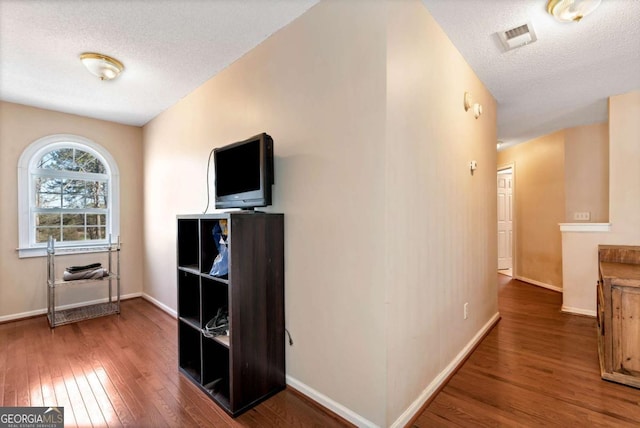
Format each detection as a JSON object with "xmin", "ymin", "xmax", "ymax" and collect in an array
[
  {"xmin": 421, "ymin": 0, "xmax": 640, "ymax": 148},
  {"xmin": 0, "ymin": 0, "xmax": 319, "ymax": 126},
  {"xmin": 1, "ymin": 0, "xmax": 639, "ymax": 147}
]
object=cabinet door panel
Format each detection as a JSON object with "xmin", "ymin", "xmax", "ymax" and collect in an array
[{"xmin": 612, "ymin": 286, "xmax": 640, "ymax": 376}]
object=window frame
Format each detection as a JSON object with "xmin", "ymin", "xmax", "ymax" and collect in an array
[{"xmin": 18, "ymin": 134, "xmax": 120, "ymax": 258}]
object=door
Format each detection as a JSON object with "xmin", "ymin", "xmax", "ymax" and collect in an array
[{"xmin": 497, "ymin": 169, "xmax": 513, "ymax": 270}]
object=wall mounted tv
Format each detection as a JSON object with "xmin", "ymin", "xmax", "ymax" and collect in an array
[{"xmin": 214, "ymin": 133, "xmax": 274, "ymax": 210}]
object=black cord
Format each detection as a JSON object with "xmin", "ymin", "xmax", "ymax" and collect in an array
[
  {"xmin": 203, "ymin": 148, "xmax": 215, "ymax": 214},
  {"xmin": 285, "ymin": 328, "xmax": 293, "ymax": 346}
]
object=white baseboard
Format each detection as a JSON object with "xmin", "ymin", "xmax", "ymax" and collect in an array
[
  {"xmin": 515, "ymin": 275, "xmax": 563, "ymax": 293},
  {"xmin": 287, "ymin": 313, "xmax": 501, "ymax": 428},
  {"xmin": 286, "ymin": 375, "xmax": 378, "ymax": 428},
  {"xmin": 142, "ymin": 293, "xmax": 177, "ymax": 318},
  {"xmin": 390, "ymin": 311, "xmax": 501, "ymax": 428},
  {"xmin": 0, "ymin": 292, "xmax": 142, "ymax": 323},
  {"xmin": 561, "ymin": 305, "xmax": 596, "ymax": 317}
]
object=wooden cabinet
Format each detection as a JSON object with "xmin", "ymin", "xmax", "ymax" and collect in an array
[
  {"xmin": 177, "ymin": 212, "xmax": 285, "ymax": 416},
  {"xmin": 597, "ymin": 245, "xmax": 640, "ymax": 389}
]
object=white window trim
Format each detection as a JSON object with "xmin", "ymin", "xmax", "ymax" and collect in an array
[{"xmin": 17, "ymin": 134, "xmax": 120, "ymax": 258}]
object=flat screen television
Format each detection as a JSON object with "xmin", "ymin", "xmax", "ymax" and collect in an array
[{"xmin": 214, "ymin": 133, "xmax": 274, "ymax": 210}]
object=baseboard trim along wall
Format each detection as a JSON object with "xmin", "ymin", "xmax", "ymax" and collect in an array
[
  {"xmin": 142, "ymin": 293, "xmax": 177, "ymax": 318},
  {"xmin": 0, "ymin": 292, "xmax": 142, "ymax": 323},
  {"xmin": 561, "ymin": 306, "xmax": 597, "ymax": 317},
  {"xmin": 391, "ymin": 311, "xmax": 501, "ymax": 428},
  {"xmin": 286, "ymin": 312, "xmax": 501, "ymax": 427},
  {"xmin": 515, "ymin": 275, "xmax": 563, "ymax": 293},
  {"xmin": 286, "ymin": 375, "xmax": 378, "ymax": 428}
]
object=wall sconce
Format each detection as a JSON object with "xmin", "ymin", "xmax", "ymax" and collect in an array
[{"xmin": 464, "ymin": 92, "xmax": 483, "ymax": 119}]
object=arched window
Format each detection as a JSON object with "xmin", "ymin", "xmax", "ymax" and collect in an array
[{"xmin": 18, "ymin": 135, "xmax": 120, "ymax": 257}]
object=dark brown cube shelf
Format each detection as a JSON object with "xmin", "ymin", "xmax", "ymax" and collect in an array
[{"xmin": 176, "ymin": 212, "xmax": 285, "ymax": 416}]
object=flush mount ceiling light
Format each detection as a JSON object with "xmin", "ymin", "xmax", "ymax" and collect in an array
[
  {"xmin": 80, "ymin": 52, "xmax": 124, "ymax": 80},
  {"xmin": 546, "ymin": 0, "xmax": 602, "ymax": 22}
]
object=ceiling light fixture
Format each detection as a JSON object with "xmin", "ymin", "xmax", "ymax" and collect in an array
[
  {"xmin": 80, "ymin": 52, "xmax": 124, "ymax": 81},
  {"xmin": 546, "ymin": 0, "xmax": 602, "ymax": 22}
]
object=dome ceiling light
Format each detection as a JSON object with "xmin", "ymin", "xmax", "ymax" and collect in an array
[
  {"xmin": 546, "ymin": 0, "xmax": 602, "ymax": 22},
  {"xmin": 80, "ymin": 52, "xmax": 124, "ymax": 81}
]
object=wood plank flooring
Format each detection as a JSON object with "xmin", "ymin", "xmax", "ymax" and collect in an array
[
  {"xmin": 3, "ymin": 277, "xmax": 640, "ymax": 427},
  {"xmin": 0, "ymin": 299, "xmax": 350, "ymax": 427},
  {"xmin": 414, "ymin": 275, "xmax": 640, "ymax": 427}
]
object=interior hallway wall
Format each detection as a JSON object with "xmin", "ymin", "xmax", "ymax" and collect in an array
[{"xmin": 497, "ymin": 131, "xmax": 565, "ymax": 289}]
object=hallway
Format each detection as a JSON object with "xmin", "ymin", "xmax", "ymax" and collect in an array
[{"xmin": 415, "ymin": 276, "xmax": 640, "ymax": 426}]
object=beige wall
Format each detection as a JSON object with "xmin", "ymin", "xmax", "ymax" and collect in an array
[
  {"xmin": 562, "ymin": 91, "xmax": 640, "ymax": 313},
  {"xmin": 143, "ymin": 0, "xmax": 497, "ymax": 425},
  {"xmin": 497, "ymin": 131, "xmax": 565, "ymax": 288},
  {"xmin": 144, "ymin": 1, "xmax": 388, "ymax": 424},
  {"xmin": 608, "ymin": 92, "xmax": 640, "ymax": 232},
  {"xmin": 385, "ymin": 1, "xmax": 497, "ymax": 423},
  {"xmin": 0, "ymin": 101, "xmax": 144, "ymax": 319},
  {"xmin": 564, "ymin": 122, "xmax": 609, "ymax": 222}
]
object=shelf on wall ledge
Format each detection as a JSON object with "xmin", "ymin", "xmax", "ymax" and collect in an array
[{"xmin": 559, "ymin": 223, "xmax": 611, "ymax": 233}]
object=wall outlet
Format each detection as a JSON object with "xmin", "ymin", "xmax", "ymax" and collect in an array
[
  {"xmin": 573, "ymin": 211, "xmax": 591, "ymax": 221},
  {"xmin": 464, "ymin": 302, "xmax": 469, "ymax": 320}
]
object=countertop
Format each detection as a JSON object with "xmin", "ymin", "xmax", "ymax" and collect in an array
[{"xmin": 600, "ymin": 262, "xmax": 640, "ymax": 287}]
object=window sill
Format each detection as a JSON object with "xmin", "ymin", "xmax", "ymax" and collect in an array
[{"xmin": 17, "ymin": 244, "xmax": 113, "ymax": 258}]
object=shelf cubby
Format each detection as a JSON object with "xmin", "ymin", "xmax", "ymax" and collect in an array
[
  {"xmin": 178, "ymin": 270, "xmax": 200, "ymax": 326},
  {"xmin": 201, "ymin": 277, "xmax": 228, "ymax": 331},
  {"xmin": 179, "ymin": 321, "xmax": 202, "ymax": 383},
  {"xmin": 200, "ymin": 218, "xmax": 224, "ymax": 275},
  {"xmin": 202, "ymin": 337, "xmax": 231, "ymax": 409},
  {"xmin": 177, "ymin": 219, "xmax": 199, "ymax": 269}
]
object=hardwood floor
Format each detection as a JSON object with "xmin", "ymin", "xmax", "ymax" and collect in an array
[
  {"xmin": 3, "ymin": 278, "xmax": 640, "ymax": 427},
  {"xmin": 0, "ymin": 299, "xmax": 349, "ymax": 427},
  {"xmin": 414, "ymin": 275, "xmax": 640, "ymax": 427}
]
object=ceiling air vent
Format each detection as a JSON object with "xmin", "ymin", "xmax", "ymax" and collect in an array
[{"xmin": 497, "ymin": 22, "xmax": 537, "ymax": 51}]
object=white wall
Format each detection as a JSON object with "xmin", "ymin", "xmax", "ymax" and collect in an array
[{"xmin": 562, "ymin": 91, "xmax": 640, "ymax": 314}]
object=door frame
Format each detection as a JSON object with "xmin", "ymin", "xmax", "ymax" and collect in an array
[{"xmin": 497, "ymin": 163, "xmax": 516, "ymax": 277}]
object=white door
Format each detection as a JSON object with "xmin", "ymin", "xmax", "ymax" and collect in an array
[{"xmin": 497, "ymin": 170, "xmax": 513, "ymax": 270}]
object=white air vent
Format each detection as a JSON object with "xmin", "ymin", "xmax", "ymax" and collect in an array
[{"xmin": 497, "ymin": 22, "xmax": 537, "ymax": 51}]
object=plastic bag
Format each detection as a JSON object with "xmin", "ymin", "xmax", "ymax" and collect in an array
[{"xmin": 209, "ymin": 222, "xmax": 229, "ymax": 277}]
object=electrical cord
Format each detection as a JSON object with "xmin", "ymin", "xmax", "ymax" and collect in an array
[
  {"xmin": 285, "ymin": 328, "xmax": 293, "ymax": 346},
  {"xmin": 203, "ymin": 147, "xmax": 216, "ymax": 214}
]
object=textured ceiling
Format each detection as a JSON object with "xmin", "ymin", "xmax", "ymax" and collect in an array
[
  {"xmin": 0, "ymin": 0, "xmax": 319, "ymax": 126},
  {"xmin": 422, "ymin": 0, "xmax": 640, "ymax": 148},
  {"xmin": 1, "ymin": 0, "xmax": 638, "ymax": 147}
]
